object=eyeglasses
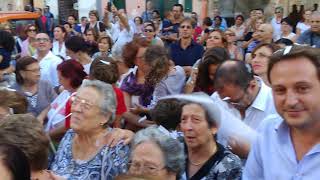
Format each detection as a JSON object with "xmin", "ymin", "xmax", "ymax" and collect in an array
[
  {"xmin": 70, "ymin": 96, "xmax": 96, "ymax": 111},
  {"xmin": 180, "ymin": 25, "xmax": 192, "ymax": 29},
  {"xmin": 36, "ymin": 38, "xmax": 50, "ymax": 42},
  {"xmin": 24, "ymin": 68, "xmax": 41, "ymax": 72},
  {"xmin": 144, "ymin": 29, "xmax": 154, "ymax": 33},
  {"xmin": 28, "ymin": 29, "xmax": 37, "ymax": 32},
  {"xmin": 128, "ymin": 162, "xmax": 166, "ymax": 174},
  {"xmin": 225, "ymin": 33, "xmax": 235, "ymax": 36}
]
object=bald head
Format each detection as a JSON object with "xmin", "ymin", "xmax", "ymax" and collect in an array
[
  {"xmin": 257, "ymin": 23, "xmax": 273, "ymax": 42},
  {"xmin": 214, "ymin": 60, "xmax": 254, "ymax": 90}
]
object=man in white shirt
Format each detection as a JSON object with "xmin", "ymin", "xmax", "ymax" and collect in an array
[
  {"xmin": 243, "ymin": 44, "xmax": 320, "ymax": 180},
  {"xmin": 33, "ymin": 33, "xmax": 62, "ymax": 88},
  {"xmin": 212, "ymin": 60, "xmax": 277, "ymax": 157},
  {"xmin": 270, "ymin": 6, "xmax": 284, "ymax": 41}
]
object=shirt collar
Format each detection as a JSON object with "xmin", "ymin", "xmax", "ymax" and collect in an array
[{"xmin": 250, "ymin": 76, "xmax": 271, "ymax": 111}]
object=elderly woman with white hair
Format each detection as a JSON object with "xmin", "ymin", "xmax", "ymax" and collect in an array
[
  {"xmin": 50, "ymin": 80, "xmax": 130, "ymax": 179},
  {"xmin": 128, "ymin": 126, "xmax": 185, "ymax": 180},
  {"xmin": 166, "ymin": 93, "xmax": 243, "ymax": 179}
]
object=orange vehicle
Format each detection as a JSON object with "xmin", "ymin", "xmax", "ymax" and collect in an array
[{"xmin": 0, "ymin": 11, "xmax": 40, "ymax": 36}]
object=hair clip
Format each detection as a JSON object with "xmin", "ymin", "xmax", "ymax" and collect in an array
[
  {"xmin": 283, "ymin": 46, "xmax": 293, "ymax": 55},
  {"xmin": 100, "ymin": 60, "xmax": 110, "ymax": 65},
  {"xmin": 245, "ymin": 63, "xmax": 253, "ymax": 74}
]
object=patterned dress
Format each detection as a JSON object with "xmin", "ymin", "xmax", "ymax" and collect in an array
[
  {"xmin": 50, "ymin": 130, "xmax": 130, "ymax": 180},
  {"xmin": 181, "ymin": 143, "xmax": 242, "ymax": 180}
]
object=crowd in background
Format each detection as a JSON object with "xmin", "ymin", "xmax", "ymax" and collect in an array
[{"xmin": 0, "ymin": 1, "xmax": 320, "ymax": 180}]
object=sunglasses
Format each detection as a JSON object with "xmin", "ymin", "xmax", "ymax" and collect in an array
[
  {"xmin": 144, "ymin": 29, "xmax": 154, "ymax": 33},
  {"xmin": 180, "ymin": 25, "xmax": 192, "ymax": 29},
  {"xmin": 28, "ymin": 29, "xmax": 37, "ymax": 32}
]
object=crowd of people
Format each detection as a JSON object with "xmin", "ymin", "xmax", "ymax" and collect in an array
[{"xmin": 0, "ymin": 1, "xmax": 320, "ymax": 180}]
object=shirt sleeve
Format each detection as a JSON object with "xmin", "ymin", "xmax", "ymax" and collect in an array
[{"xmin": 242, "ymin": 134, "xmax": 264, "ymax": 179}]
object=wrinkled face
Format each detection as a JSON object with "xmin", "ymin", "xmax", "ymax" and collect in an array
[
  {"xmin": 21, "ymin": 62, "xmax": 41, "ymax": 83},
  {"xmin": 143, "ymin": 25, "xmax": 156, "ymax": 41},
  {"xmin": 172, "ymin": 6, "xmax": 182, "ymax": 19},
  {"xmin": 281, "ymin": 21, "xmax": 292, "ymax": 32},
  {"xmin": 225, "ymin": 30, "xmax": 236, "ymax": 43},
  {"xmin": 179, "ymin": 21, "xmax": 193, "ymax": 39},
  {"xmin": 67, "ymin": 16, "xmax": 76, "ymax": 25},
  {"xmin": 53, "ymin": 27, "xmax": 65, "ymax": 40},
  {"xmin": 251, "ymin": 46, "xmax": 273, "ymax": 76},
  {"xmin": 181, "ymin": 103, "xmax": 217, "ymax": 149},
  {"xmin": 35, "ymin": 33, "xmax": 51, "ymax": 52},
  {"xmin": 98, "ymin": 38, "xmax": 110, "ymax": 52},
  {"xmin": 70, "ymin": 87, "xmax": 108, "ymax": 133},
  {"xmin": 270, "ymin": 58, "xmax": 320, "ymax": 129},
  {"xmin": 58, "ymin": 71, "xmax": 72, "ymax": 91},
  {"xmin": 27, "ymin": 26, "xmax": 37, "ymax": 38},
  {"xmin": 0, "ymin": 160, "xmax": 12, "ymax": 180},
  {"xmin": 256, "ymin": 24, "xmax": 272, "ymax": 41},
  {"xmin": 129, "ymin": 141, "xmax": 170, "ymax": 177},
  {"xmin": 206, "ymin": 31, "xmax": 224, "ymax": 48},
  {"xmin": 310, "ymin": 14, "xmax": 320, "ymax": 33}
]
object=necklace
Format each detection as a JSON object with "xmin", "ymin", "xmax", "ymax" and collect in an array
[{"xmin": 188, "ymin": 144, "xmax": 217, "ymax": 166}]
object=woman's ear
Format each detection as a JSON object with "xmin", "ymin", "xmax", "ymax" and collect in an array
[{"xmin": 210, "ymin": 126, "xmax": 218, "ymax": 135}]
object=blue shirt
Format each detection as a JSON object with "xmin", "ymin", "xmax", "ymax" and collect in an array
[
  {"xmin": 297, "ymin": 30, "xmax": 320, "ymax": 48},
  {"xmin": 170, "ymin": 40, "xmax": 204, "ymax": 66},
  {"xmin": 243, "ymin": 114, "xmax": 320, "ymax": 180}
]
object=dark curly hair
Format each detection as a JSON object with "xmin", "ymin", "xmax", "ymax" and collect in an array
[
  {"xmin": 144, "ymin": 45, "xmax": 170, "ymax": 86},
  {"xmin": 122, "ymin": 37, "xmax": 149, "ymax": 68},
  {"xmin": 0, "ymin": 30, "xmax": 15, "ymax": 52}
]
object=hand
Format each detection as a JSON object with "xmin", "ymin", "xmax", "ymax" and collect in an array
[
  {"xmin": 130, "ymin": 104, "xmax": 148, "ymax": 115},
  {"xmin": 102, "ymin": 128, "xmax": 135, "ymax": 147}
]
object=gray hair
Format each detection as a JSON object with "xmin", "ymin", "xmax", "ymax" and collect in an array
[
  {"xmin": 132, "ymin": 126, "xmax": 185, "ymax": 175},
  {"xmin": 81, "ymin": 79, "xmax": 117, "ymax": 125}
]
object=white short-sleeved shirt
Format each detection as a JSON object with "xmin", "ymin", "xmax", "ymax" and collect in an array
[{"xmin": 34, "ymin": 51, "xmax": 63, "ymax": 88}]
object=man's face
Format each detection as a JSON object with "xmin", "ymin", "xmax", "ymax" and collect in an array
[
  {"xmin": 179, "ymin": 21, "xmax": 193, "ymax": 39},
  {"xmin": 172, "ymin": 6, "xmax": 182, "ymax": 19},
  {"xmin": 217, "ymin": 83, "xmax": 254, "ymax": 110},
  {"xmin": 310, "ymin": 14, "xmax": 320, "ymax": 33},
  {"xmin": 256, "ymin": 24, "xmax": 273, "ymax": 42},
  {"xmin": 270, "ymin": 57, "xmax": 320, "ymax": 129},
  {"xmin": 35, "ymin": 33, "xmax": 51, "ymax": 53},
  {"xmin": 255, "ymin": 10, "xmax": 263, "ymax": 18},
  {"xmin": 275, "ymin": 9, "xmax": 283, "ymax": 18}
]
